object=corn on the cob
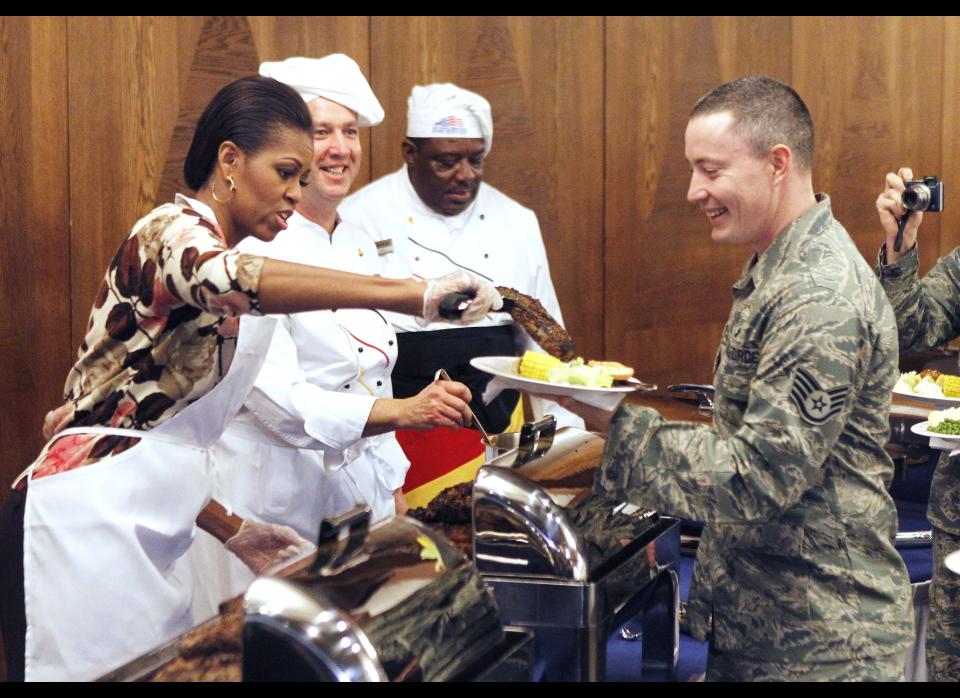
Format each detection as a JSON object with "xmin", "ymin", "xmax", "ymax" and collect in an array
[
  {"xmin": 518, "ymin": 350, "xmax": 563, "ymax": 381},
  {"xmin": 942, "ymin": 374, "xmax": 960, "ymax": 398}
]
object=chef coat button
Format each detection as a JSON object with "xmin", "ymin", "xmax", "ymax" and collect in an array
[
  {"xmin": 479, "ymin": 214, "xmax": 485, "ymax": 220},
  {"xmin": 332, "ymin": 308, "xmax": 337, "ymax": 313},
  {"xmin": 377, "ymin": 380, "xmax": 383, "ymax": 387},
  {"xmin": 358, "ymin": 347, "xmax": 364, "ymax": 353},
  {"xmin": 344, "ymin": 384, "xmax": 350, "ymax": 390},
  {"xmin": 388, "ymin": 340, "xmax": 394, "ymax": 346},
  {"xmin": 358, "ymin": 248, "xmax": 364, "ymax": 256},
  {"xmin": 408, "ymin": 216, "xmax": 414, "ymax": 224},
  {"xmin": 484, "ymin": 253, "xmax": 489, "ymax": 259},
  {"xmin": 414, "ymin": 256, "xmax": 420, "ymax": 262}
]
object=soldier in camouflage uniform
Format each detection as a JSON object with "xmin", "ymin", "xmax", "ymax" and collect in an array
[
  {"xmin": 564, "ymin": 77, "xmax": 914, "ymax": 680},
  {"xmin": 876, "ymin": 166, "xmax": 960, "ymax": 682}
]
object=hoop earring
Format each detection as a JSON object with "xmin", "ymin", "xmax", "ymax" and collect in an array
[{"xmin": 211, "ymin": 176, "xmax": 236, "ymax": 204}]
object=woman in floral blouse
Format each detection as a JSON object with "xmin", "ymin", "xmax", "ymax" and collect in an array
[{"xmin": 0, "ymin": 75, "xmax": 499, "ymax": 681}]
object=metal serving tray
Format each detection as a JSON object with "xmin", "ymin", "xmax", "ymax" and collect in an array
[{"xmin": 472, "ymin": 417, "xmax": 681, "ymax": 681}]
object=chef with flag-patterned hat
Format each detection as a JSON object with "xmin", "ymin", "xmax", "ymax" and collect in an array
[{"xmin": 340, "ymin": 82, "xmax": 582, "ymax": 509}]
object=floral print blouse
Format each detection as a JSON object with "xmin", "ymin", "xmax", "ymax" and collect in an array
[{"xmin": 31, "ymin": 202, "xmax": 265, "ymax": 480}]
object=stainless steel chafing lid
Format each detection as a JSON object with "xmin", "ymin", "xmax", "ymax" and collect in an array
[
  {"xmin": 275, "ymin": 509, "xmax": 466, "ymax": 621},
  {"xmin": 244, "ymin": 577, "xmax": 387, "ymax": 681},
  {"xmin": 475, "ymin": 420, "xmax": 659, "ymax": 582},
  {"xmin": 486, "ymin": 420, "xmax": 605, "ymax": 505},
  {"xmin": 245, "ymin": 507, "xmax": 506, "ymax": 682},
  {"xmin": 475, "ymin": 465, "xmax": 590, "ymax": 580}
]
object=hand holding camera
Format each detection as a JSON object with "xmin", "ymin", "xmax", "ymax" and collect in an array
[{"xmin": 876, "ymin": 167, "xmax": 945, "ymax": 263}]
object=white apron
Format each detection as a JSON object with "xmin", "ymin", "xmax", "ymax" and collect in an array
[
  {"xmin": 179, "ymin": 306, "xmax": 404, "ymax": 622},
  {"xmin": 176, "ymin": 221, "xmax": 408, "ymax": 622},
  {"xmin": 22, "ymin": 316, "xmax": 276, "ymax": 681}
]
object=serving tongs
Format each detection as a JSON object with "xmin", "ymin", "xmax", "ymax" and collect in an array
[
  {"xmin": 438, "ymin": 291, "xmax": 521, "ymax": 316},
  {"xmin": 436, "ymin": 368, "xmax": 496, "ymax": 448}
]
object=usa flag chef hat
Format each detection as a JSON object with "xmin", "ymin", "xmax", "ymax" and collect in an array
[
  {"xmin": 406, "ymin": 83, "xmax": 493, "ymax": 155},
  {"xmin": 259, "ymin": 54, "xmax": 384, "ymax": 127}
]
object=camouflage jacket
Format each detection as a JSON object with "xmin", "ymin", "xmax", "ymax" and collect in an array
[
  {"xmin": 877, "ymin": 243, "xmax": 960, "ymax": 535},
  {"xmin": 598, "ymin": 196, "xmax": 913, "ymax": 662}
]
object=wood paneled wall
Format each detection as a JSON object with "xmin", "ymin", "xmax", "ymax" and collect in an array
[
  {"xmin": 3, "ymin": 15, "xmax": 958, "ymax": 500},
  {"xmin": 0, "ymin": 16, "xmax": 71, "ymax": 493},
  {"xmin": 605, "ymin": 16, "xmax": 954, "ymax": 388},
  {"xmin": 605, "ymin": 17, "xmax": 793, "ymax": 388}
]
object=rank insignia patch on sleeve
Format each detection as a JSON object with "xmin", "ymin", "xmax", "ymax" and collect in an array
[{"xmin": 790, "ymin": 365, "xmax": 850, "ymax": 425}]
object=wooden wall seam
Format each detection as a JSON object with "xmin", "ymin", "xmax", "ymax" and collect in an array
[
  {"xmin": 65, "ymin": 16, "xmax": 74, "ymax": 388},
  {"xmin": 600, "ymin": 15, "xmax": 607, "ymax": 362}
]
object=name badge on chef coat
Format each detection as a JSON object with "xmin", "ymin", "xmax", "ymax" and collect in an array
[{"xmin": 375, "ymin": 239, "xmax": 394, "ymax": 256}]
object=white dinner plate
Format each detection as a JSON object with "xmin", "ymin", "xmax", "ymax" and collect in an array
[
  {"xmin": 892, "ymin": 387, "xmax": 960, "ymax": 409},
  {"xmin": 910, "ymin": 420, "xmax": 960, "ymax": 451},
  {"xmin": 470, "ymin": 356, "xmax": 655, "ymax": 410}
]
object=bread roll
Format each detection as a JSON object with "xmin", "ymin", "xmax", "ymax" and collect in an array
[{"xmin": 588, "ymin": 360, "xmax": 634, "ymax": 381}]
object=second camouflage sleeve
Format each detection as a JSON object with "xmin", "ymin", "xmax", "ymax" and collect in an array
[{"xmin": 878, "ymin": 242, "xmax": 960, "ymax": 353}]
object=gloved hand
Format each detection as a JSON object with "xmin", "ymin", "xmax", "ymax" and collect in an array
[
  {"xmin": 422, "ymin": 270, "xmax": 503, "ymax": 324},
  {"xmin": 224, "ymin": 519, "xmax": 312, "ymax": 575}
]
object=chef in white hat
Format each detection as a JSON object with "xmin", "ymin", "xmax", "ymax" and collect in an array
[
  {"xmin": 178, "ymin": 57, "xmax": 475, "ymax": 617},
  {"xmin": 339, "ymin": 83, "xmax": 582, "ymax": 511}
]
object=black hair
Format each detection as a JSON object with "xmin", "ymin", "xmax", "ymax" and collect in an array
[
  {"xmin": 691, "ymin": 75, "xmax": 815, "ymax": 171},
  {"xmin": 183, "ymin": 75, "xmax": 313, "ymax": 190}
]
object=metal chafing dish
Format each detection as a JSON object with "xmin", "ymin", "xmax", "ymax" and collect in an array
[
  {"xmin": 100, "ymin": 508, "xmax": 533, "ymax": 682},
  {"xmin": 243, "ymin": 507, "xmax": 533, "ymax": 682},
  {"xmin": 474, "ymin": 416, "xmax": 681, "ymax": 681}
]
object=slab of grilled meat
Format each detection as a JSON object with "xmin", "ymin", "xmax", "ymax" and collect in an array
[
  {"xmin": 408, "ymin": 481, "xmax": 473, "ymax": 524},
  {"xmin": 408, "ymin": 482, "xmax": 473, "ymax": 558},
  {"xmin": 497, "ymin": 286, "xmax": 576, "ymax": 361}
]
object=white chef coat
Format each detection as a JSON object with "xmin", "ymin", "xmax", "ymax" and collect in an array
[
  {"xmin": 178, "ymin": 213, "xmax": 410, "ymax": 622},
  {"xmin": 340, "ymin": 165, "xmax": 584, "ymax": 428},
  {"xmin": 223, "ymin": 213, "xmax": 409, "ymax": 530},
  {"xmin": 228, "ymin": 214, "xmax": 409, "ymax": 520}
]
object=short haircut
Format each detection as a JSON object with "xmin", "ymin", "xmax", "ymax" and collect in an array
[
  {"xmin": 183, "ymin": 75, "xmax": 313, "ymax": 190},
  {"xmin": 690, "ymin": 75, "xmax": 815, "ymax": 170}
]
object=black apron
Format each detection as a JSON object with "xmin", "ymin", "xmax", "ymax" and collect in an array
[{"xmin": 392, "ymin": 325, "xmax": 520, "ymax": 434}]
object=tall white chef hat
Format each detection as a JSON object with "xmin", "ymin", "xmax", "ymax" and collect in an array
[
  {"xmin": 259, "ymin": 54, "xmax": 384, "ymax": 127},
  {"xmin": 406, "ymin": 83, "xmax": 493, "ymax": 155}
]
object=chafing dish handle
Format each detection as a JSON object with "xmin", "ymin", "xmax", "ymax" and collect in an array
[
  {"xmin": 311, "ymin": 505, "xmax": 371, "ymax": 572},
  {"xmin": 895, "ymin": 530, "xmax": 932, "ymax": 548},
  {"xmin": 517, "ymin": 415, "xmax": 558, "ymax": 462},
  {"xmin": 667, "ymin": 384, "xmax": 716, "ymax": 412}
]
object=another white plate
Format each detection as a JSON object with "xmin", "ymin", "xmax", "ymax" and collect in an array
[
  {"xmin": 892, "ymin": 387, "xmax": 960, "ymax": 409},
  {"xmin": 910, "ymin": 420, "xmax": 960, "ymax": 451},
  {"xmin": 946, "ymin": 550, "xmax": 960, "ymax": 576},
  {"xmin": 470, "ymin": 355, "xmax": 654, "ymax": 410}
]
